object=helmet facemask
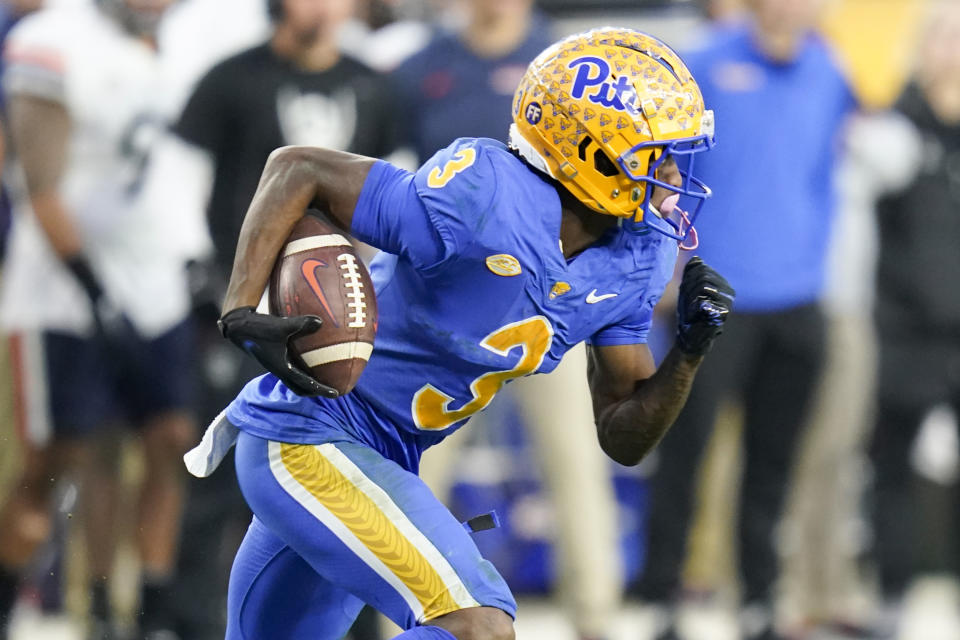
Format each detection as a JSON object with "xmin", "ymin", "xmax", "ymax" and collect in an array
[
  {"xmin": 509, "ymin": 28, "xmax": 716, "ymax": 247},
  {"xmin": 619, "ymin": 121, "xmax": 714, "ymax": 249}
]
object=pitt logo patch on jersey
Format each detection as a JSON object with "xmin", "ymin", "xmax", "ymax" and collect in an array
[{"xmin": 485, "ymin": 254, "xmax": 522, "ymax": 277}]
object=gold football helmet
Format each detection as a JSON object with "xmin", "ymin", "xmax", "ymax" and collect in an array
[{"xmin": 509, "ymin": 28, "xmax": 715, "ymax": 243}]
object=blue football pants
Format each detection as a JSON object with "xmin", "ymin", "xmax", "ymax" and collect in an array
[{"xmin": 226, "ymin": 431, "xmax": 516, "ymax": 640}]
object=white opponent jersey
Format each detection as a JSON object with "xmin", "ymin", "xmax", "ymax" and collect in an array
[{"xmin": 1, "ymin": 4, "xmax": 200, "ymax": 338}]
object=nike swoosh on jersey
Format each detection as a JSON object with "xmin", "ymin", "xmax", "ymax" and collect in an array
[
  {"xmin": 586, "ymin": 289, "xmax": 618, "ymax": 304},
  {"xmin": 300, "ymin": 259, "xmax": 340, "ymax": 327}
]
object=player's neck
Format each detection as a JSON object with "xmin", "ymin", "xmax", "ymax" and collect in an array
[
  {"xmin": 461, "ymin": 12, "xmax": 530, "ymax": 59},
  {"xmin": 271, "ymin": 28, "xmax": 340, "ymax": 71},
  {"xmin": 558, "ymin": 198, "xmax": 618, "ymax": 260}
]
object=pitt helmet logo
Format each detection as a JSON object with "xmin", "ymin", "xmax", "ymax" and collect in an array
[
  {"xmin": 485, "ymin": 254, "xmax": 522, "ymax": 277},
  {"xmin": 569, "ymin": 56, "xmax": 641, "ymax": 117}
]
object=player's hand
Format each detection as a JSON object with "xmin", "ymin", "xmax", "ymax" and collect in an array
[
  {"xmin": 217, "ymin": 306, "xmax": 339, "ymax": 398},
  {"xmin": 676, "ymin": 257, "xmax": 735, "ymax": 357}
]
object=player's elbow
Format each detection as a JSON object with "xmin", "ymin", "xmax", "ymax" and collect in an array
[
  {"xmin": 264, "ymin": 145, "xmax": 335, "ymax": 204},
  {"xmin": 597, "ymin": 409, "xmax": 645, "ymax": 466},
  {"xmin": 266, "ymin": 145, "xmax": 322, "ymax": 171},
  {"xmin": 267, "ymin": 144, "xmax": 360, "ymax": 169},
  {"xmin": 597, "ymin": 428, "xmax": 646, "ymax": 467},
  {"xmin": 603, "ymin": 443, "xmax": 646, "ymax": 467}
]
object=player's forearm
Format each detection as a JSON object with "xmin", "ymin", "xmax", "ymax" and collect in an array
[
  {"xmin": 596, "ymin": 347, "xmax": 702, "ymax": 466},
  {"xmin": 222, "ymin": 146, "xmax": 373, "ymax": 312},
  {"xmin": 222, "ymin": 148, "xmax": 319, "ymax": 311}
]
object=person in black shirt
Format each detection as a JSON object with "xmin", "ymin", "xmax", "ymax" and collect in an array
[
  {"xmin": 175, "ymin": 0, "xmax": 395, "ymax": 283},
  {"xmin": 866, "ymin": 4, "xmax": 960, "ymax": 636},
  {"xmin": 169, "ymin": 1, "xmax": 395, "ymax": 637}
]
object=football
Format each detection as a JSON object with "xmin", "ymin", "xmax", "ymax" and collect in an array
[{"xmin": 268, "ymin": 213, "xmax": 377, "ymax": 395}]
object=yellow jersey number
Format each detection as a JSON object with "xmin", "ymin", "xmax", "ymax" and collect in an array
[
  {"xmin": 412, "ymin": 316, "xmax": 554, "ymax": 431},
  {"xmin": 426, "ymin": 147, "xmax": 477, "ymax": 188}
]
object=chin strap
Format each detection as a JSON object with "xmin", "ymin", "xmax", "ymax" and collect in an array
[{"xmin": 643, "ymin": 193, "xmax": 699, "ymax": 250}]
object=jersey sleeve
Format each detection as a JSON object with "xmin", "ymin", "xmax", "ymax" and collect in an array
[
  {"xmin": 588, "ymin": 238, "xmax": 675, "ymax": 346},
  {"xmin": 587, "ymin": 295, "xmax": 659, "ymax": 346},
  {"xmin": 351, "ymin": 138, "xmax": 498, "ymax": 270},
  {"xmin": 412, "ymin": 138, "xmax": 498, "ymax": 253},
  {"xmin": 3, "ymin": 12, "xmax": 69, "ymax": 104},
  {"xmin": 350, "ymin": 160, "xmax": 448, "ymax": 270}
]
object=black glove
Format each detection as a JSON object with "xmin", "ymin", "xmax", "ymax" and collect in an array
[
  {"xmin": 676, "ymin": 256, "xmax": 735, "ymax": 357},
  {"xmin": 65, "ymin": 254, "xmax": 144, "ymax": 362},
  {"xmin": 217, "ymin": 306, "xmax": 338, "ymax": 398}
]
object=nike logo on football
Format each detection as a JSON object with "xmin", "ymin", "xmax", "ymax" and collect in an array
[
  {"xmin": 586, "ymin": 289, "xmax": 618, "ymax": 304},
  {"xmin": 300, "ymin": 259, "xmax": 340, "ymax": 327}
]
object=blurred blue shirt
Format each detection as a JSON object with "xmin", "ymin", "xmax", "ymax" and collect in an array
[
  {"xmin": 683, "ymin": 22, "xmax": 856, "ymax": 312},
  {"xmin": 390, "ymin": 17, "xmax": 553, "ymax": 162}
]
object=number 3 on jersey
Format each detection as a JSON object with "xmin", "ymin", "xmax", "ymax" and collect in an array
[
  {"xmin": 413, "ymin": 316, "xmax": 554, "ymax": 431},
  {"xmin": 427, "ymin": 147, "xmax": 477, "ymax": 188}
]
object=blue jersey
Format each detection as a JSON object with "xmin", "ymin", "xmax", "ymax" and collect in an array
[
  {"xmin": 226, "ymin": 138, "xmax": 677, "ymax": 472},
  {"xmin": 682, "ymin": 23, "xmax": 855, "ymax": 311},
  {"xmin": 391, "ymin": 18, "xmax": 553, "ymax": 162}
]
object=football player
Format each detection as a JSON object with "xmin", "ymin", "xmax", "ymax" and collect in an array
[
  {"xmin": 0, "ymin": 0, "xmax": 198, "ymax": 638},
  {"xmin": 187, "ymin": 28, "xmax": 734, "ymax": 640},
  {"xmin": 391, "ymin": 3, "xmax": 629, "ymax": 637}
]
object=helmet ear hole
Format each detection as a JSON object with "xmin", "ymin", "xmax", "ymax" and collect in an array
[
  {"xmin": 576, "ymin": 135, "xmax": 620, "ymax": 176},
  {"xmin": 593, "ymin": 149, "xmax": 620, "ymax": 177},
  {"xmin": 577, "ymin": 137, "xmax": 592, "ymax": 162}
]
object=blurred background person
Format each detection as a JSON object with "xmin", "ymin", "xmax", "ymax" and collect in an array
[
  {"xmin": 391, "ymin": 3, "xmax": 624, "ymax": 640},
  {"xmin": 859, "ymin": 3, "xmax": 960, "ymax": 636},
  {"xmin": 339, "ymin": 0, "xmax": 430, "ymax": 73},
  {"xmin": 165, "ymin": 0, "xmax": 396, "ymax": 637},
  {"xmin": 634, "ymin": 1, "xmax": 858, "ymax": 639},
  {"xmin": 0, "ymin": 0, "xmax": 200, "ymax": 638},
  {"xmin": 0, "ymin": 0, "xmax": 43, "ymax": 293},
  {"xmin": 391, "ymin": 0, "xmax": 548, "ymax": 162},
  {"xmin": 0, "ymin": 0, "xmax": 43, "ymax": 268},
  {"xmin": 0, "ymin": 0, "xmax": 42, "ymax": 629},
  {"xmin": 776, "ymin": 1, "xmax": 929, "ymax": 637}
]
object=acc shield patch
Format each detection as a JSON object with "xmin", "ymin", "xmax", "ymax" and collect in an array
[{"xmin": 485, "ymin": 254, "xmax": 522, "ymax": 277}]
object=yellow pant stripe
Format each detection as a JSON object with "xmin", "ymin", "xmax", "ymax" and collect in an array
[{"xmin": 279, "ymin": 442, "xmax": 464, "ymax": 620}]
